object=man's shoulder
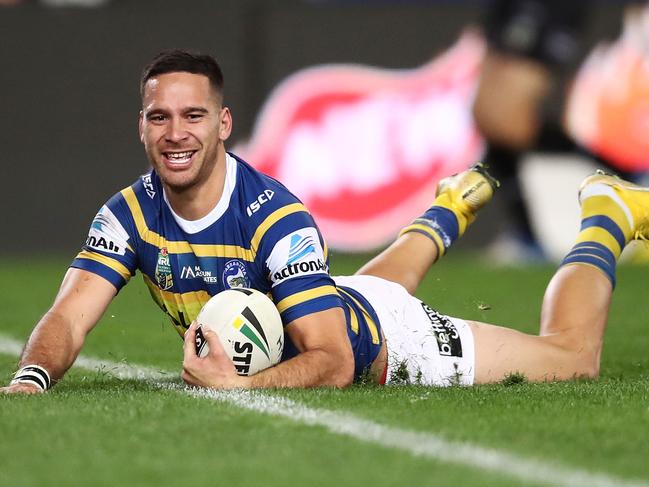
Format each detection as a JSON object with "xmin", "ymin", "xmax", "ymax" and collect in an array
[
  {"xmin": 88, "ymin": 170, "xmax": 163, "ymax": 239},
  {"xmin": 106, "ymin": 170, "xmax": 163, "ymax": 217},
  {"xmin": 230, "ymin": 153, "xmax": 305, "ymax": 219}
]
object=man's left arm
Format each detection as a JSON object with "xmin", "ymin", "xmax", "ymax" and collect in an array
[{"xmin": 181, "ymin": 306, "xmax": 354, "ymax": 389}]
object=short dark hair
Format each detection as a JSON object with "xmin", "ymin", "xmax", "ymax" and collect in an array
[{"xmin": 140, "ymin": 49, "xmax": 225, "ymax": 101}]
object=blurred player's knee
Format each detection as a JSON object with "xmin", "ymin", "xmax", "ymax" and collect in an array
[{"xmin": 473, "ymin": 53, "xmax": 551, "ymax": 149}]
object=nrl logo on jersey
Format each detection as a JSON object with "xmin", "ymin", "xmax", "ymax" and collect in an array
[
  {"xmin": 180, "ymin": 265, "xmax": 219, "ymax": 283},
  {"xmin": 155, "ymin": 247, "xmax": 173, "ymax": 290}
]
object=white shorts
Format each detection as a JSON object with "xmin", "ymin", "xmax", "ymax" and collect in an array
[{"xmin": 333, "ymin": 275, "xmax": 475, "ymax": 386}]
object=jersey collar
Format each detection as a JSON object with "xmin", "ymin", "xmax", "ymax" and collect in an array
[{"xmin": 163, "ymin": 152, "xmax": 238, "ymax": 234}]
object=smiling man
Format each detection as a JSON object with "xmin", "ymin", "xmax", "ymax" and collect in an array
[
  {"xmin": 140, "ymin": 69, "xmax": 228, "ymax": 211},
  {"xmin": 3, "ymin": 50, "xmax": 649, "ymax": 394}
]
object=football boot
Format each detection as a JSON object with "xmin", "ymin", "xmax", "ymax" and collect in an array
[
  {"xmin": 435, "ymin": 163, "xmax": 499, "ymax": 230},
  {"xmin": 579, "ymin": 170, "xmax": 649, "ymax": 243}
]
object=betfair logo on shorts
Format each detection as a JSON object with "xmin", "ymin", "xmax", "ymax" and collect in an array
[{"xmin": 420, "ymin": 303, "xmax": 463, "ymax": 357}]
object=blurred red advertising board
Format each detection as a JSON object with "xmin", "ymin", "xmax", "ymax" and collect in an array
[{"xmin": 237, "ymin": 32, "xmax": 486, "ymax": 251}]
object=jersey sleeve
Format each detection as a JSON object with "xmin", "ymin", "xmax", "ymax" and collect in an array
[
  {"xmin": 70, "ymin": 191, "xmax": 138, "ymax": 291},
  {"xmin": 258, "ymin": 206, "xmax": 343, "ymax": 325}
]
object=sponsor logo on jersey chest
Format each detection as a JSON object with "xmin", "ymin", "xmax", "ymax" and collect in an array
[{"xmin": 180, "ymin": 265, "xmax": 219, "ymax": 283}]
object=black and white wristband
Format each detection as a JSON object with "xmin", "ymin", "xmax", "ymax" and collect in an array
[{"xmin": 10, "ymin": 364, "xmax": 51, "ymax": 391}]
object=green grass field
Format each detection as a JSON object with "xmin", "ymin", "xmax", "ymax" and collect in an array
[{"xmin": 1, "ymin": 254, "xmax": 648, "ymax": 487}]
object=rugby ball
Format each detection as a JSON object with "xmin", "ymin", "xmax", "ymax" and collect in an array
[{"xmin": 195, "ymin": 288, "xmax": 284, "ymax": 376}]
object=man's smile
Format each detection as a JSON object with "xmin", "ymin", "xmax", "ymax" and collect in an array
[{"xmin": 162, "ymin": 150, "xmax": 198, "ymax": 167}]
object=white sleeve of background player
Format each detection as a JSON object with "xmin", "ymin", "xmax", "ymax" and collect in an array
[
  {"xmin": 84, "ymin": 205, "xmax": 133, "ymax": 256},
  {"xmin": 265, "ymin": 227, "xmax": 329, "ymax": 288}
]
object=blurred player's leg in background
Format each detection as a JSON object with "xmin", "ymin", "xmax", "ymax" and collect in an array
[{"xmin": 473, "ymin": 0, "xmax": 589, "ymax": 261}]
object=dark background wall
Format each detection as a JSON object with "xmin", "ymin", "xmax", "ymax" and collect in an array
[{"xmin": 0, "ymin": 0, "xmax": 625, "ymax": 255}]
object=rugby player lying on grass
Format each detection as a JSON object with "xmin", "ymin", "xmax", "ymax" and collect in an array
[{"xmin": 3, "ymin": 50, "xmax": 647, "ymax": 393}]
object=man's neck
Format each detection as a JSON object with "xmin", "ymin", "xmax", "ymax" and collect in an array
[{"xmin": 164, "ymin": 151, "xmax": 228, "ymax": 221}]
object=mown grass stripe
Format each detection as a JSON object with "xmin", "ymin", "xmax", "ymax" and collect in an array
[{"xmin": 0, "ymin": 333, "xmax": 647, "ymax": 487}]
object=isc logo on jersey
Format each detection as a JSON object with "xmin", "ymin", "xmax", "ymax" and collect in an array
[
  {"xmin": 85, "ymin": 206, "xmax": 129, "ymax": 256},
  {"xmin": 141, "ymin": 174, "xmax": 156, "ymax": 199},
  {"xmin": 246, "ymin": 189, "xmax": 274, "ymax": 216},
  {"xmin": 266, "ymin": 228, "xmax": 327, "ymax": 285}
]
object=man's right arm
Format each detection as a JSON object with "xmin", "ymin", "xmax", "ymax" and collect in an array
[{"xmin": 1, "ymin": 268, "xmax": 117, "ymax": 394}]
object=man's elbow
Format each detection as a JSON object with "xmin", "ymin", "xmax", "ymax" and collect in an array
[{"xmin": 330, "ymin": 351, "xmax": 355, "ymax": 388}]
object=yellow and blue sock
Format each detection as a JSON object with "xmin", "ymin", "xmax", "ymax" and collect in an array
[
  {"xmin": 561, "ymin": 192, "xmax": 634, "ymax": 287},
  {"xmin": 399, "ymin": 194, "xmax": 469, "ymax": 259}
]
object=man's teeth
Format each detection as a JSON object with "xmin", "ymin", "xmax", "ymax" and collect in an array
[{"xmin": 165, "ymin": 151, "xmax": 194, "ymax": 162}]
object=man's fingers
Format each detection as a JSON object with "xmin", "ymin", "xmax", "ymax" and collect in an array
[
  {"xmin": 203, "ymin": 328, "xmax": 226, "ymax": 356},
  {"xmin": 181, "ymin": 369, "xmax": 197, "ymax": 386},
  {"xmin": 183, "ymin": 323, "xmax": 197, "ymax": 358},
  {"xmin": 0, "ymin": 383, "xmax": 44, "ymax": 394}
]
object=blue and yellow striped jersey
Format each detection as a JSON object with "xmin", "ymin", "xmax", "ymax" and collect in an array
[{"xmin": 71, "ymin": 153, "xmax": 382, "ymax": 379}]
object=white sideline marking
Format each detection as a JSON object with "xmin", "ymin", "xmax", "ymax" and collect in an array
[
  {"xmin": 1, "ymin": 334, "xmax": 647, "ymax": 487},
  {"xmin": 0, "ymin": 336, "xmax": 172, "ymax": 381},
  {"xmin": 0, "ymin": 338, "xmax": 23, "ymax": 357}
]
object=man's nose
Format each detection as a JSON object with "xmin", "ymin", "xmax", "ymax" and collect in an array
[{"xmin": 165, "ymin": 118, "xmax": 188, "ymax": 142}]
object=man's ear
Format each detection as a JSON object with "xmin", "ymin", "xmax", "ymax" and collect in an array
[{"xmin": 219, "ymin": 107, "xmax": 233, "ymax": 141}]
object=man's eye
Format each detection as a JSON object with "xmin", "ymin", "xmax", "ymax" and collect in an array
[
  {"xmin": 187, "ymin": 113, "xmax": 203, "ymax": 121},
  {"xmin": 148, "ymin": 114, "xmax": 166, "ymax": 122}
]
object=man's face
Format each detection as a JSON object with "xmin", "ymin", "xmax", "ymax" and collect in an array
[{"xmin": 139, "ymin": 72, "xmax": 231, "ymax": 192}]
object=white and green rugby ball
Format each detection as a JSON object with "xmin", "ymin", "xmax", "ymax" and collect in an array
[{"xmin": 195, "ymin": 288, "xmax": 284, "ymax": 376}]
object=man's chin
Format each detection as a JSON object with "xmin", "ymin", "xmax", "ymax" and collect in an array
[{"xmin": 157, "ymin": 170, "xmax": 198, "ymax": 192}]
